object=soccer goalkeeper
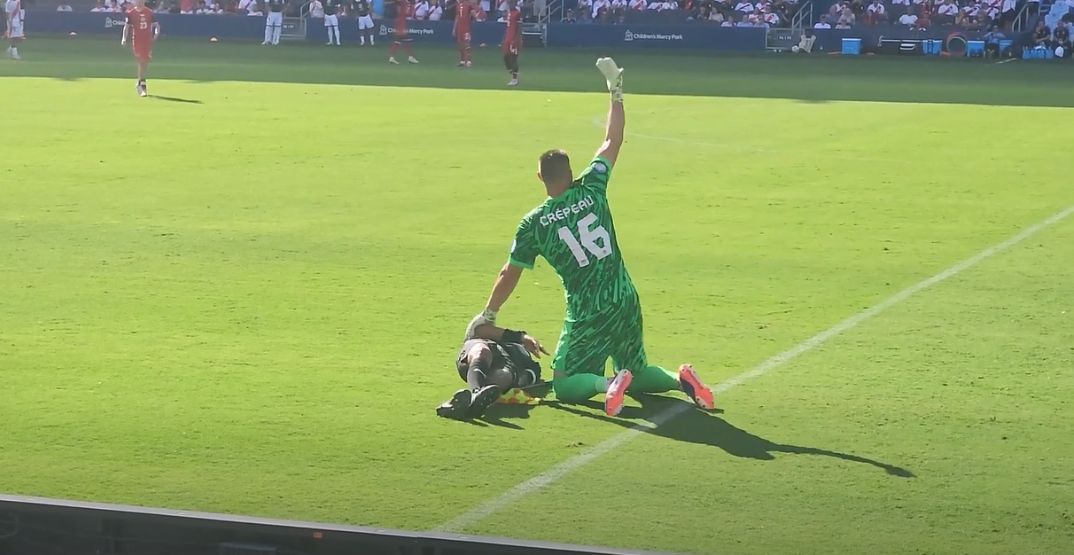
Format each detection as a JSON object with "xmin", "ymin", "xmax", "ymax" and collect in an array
[{"xmin": 471, "ymin": 57, "xmax": 716, "ymax": 417}]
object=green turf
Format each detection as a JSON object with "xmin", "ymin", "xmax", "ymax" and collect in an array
[{"xmin": 2, "ymin": 36, "xmax": 1073, "ymax": 555}]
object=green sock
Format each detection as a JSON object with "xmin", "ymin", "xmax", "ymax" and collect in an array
[
  {"xmin": 627, "ymin": 365, "xmax": 679, "ymax": 394},
  {"xmin": 553, "ymin": 373, "xmax": 609, "ymax": 402}
]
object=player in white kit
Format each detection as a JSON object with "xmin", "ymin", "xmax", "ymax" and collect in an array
[
  {"xmin": 262, "ymin": 0, "xmax": 285, "ymax": 45},
  {"xmin": 5, "ymin": 0, "xmax": 24, "ymax": 60},
  {"xmin": 354, "ymin": 0, "xmax": 374, "ymax": 46}
]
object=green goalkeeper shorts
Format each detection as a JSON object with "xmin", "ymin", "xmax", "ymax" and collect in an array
[{"xmin": 551, "ymin": 292, "xmax": 648, "ymax": 377}]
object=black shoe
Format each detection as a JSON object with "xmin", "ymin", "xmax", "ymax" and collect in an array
[
  {"xmin": 467, "ymin": 385, "xmax": 501, "ymax": 419},
  {"xmin": 436, "ymin": 389, "xmax": 472, "ymax": 419},
  {"xmin": 519, "ymin": 379, "xmax": 552, "ymax": 399}
]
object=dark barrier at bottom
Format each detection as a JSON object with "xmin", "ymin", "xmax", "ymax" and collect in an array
[{"xmin": 0, "ymin": 494, "xmax": 676, "ymax": 555}]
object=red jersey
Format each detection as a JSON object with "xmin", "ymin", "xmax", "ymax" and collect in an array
[
  {"xmin": 502, "ymin": 7, "xmax": 521, "ymax": 53},
  {"xmin": 455, "ymin": 2, "xmax": 473, "ymax": 37},
  {"xmin": 126, "ymin": 7, "xmax": 155, "ymax": 58},
  {"xmin": 394, "ymin": 0, "xmax": 410, "ymax": 34}
]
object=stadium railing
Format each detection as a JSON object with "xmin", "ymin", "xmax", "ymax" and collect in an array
[{"xmin": 0, "ymin": 494, "xmax": 677, "ymax": 555}]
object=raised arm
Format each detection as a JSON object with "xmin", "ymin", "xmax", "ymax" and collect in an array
[{"xmin": 594, "ymin": 57, "xmax": 625, "ymax": 168}]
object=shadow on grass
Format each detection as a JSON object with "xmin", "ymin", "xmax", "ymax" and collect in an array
[
  {"xmin": 477, "ymin": 403, "xmax": 539, "ymax": 430},
  {"xmin": 151, "ymin": 95, "xmax": 203, "ymax": 104},
  {"xmin": 547, "ymin": 394, "xmax": 914, "ymax": 478}
]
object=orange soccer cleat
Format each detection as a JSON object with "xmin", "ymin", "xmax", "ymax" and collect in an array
[
  {"xmin": 678, "ymin": 364, "xmax": 714, "ymax": 410},
  {"xmin": 604, "ymin": 369, "xmax": 633, "ymax": 417}
]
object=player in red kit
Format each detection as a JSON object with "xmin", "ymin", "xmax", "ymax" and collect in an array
[
  {"xmin": 121, "ymin": 0, "xmax": 160, "ymax": 97},
  {"xmin": 502, "ymin": 0, "xmax": 522, "ymax": 86},
  {"xmin": 388, "ymin": 0, "xmax": 419, "ymax": 65},
  {"xmin": 453, "ymin": 0, "xmax": 475, "ymax": 67}
]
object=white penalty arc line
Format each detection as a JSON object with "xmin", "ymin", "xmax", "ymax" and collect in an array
[{"xmin": 435, "ymin": 203, "xmax": 1074, "ymax": 533}]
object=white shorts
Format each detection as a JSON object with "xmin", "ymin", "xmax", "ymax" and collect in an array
[
  {"xmin": 357, "ymin": 15, "xmax": 374, "ymax": 29},
  {"xmin": 7, "ymin": 21, "xmax": 24, "ymax": 39},
  {"xmin": 324, "ymin": 14, "xmax": 338, "ymax": 26},
  {"xmin": 266, "ymin": 11, "xmax": 283, "ymax": 25}
]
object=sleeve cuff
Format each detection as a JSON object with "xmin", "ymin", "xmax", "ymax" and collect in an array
[{"xmin": 508, "ymin": 257, "xmax": 534, "ymax": 270}]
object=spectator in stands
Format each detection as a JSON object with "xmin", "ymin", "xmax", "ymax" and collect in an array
[
  {"xmin": 936, "ymin": 0, "xmax": 957, "ymax": 23},
  {"xmin": 721, "ymin": 13, "xmax": 735, "ymax": 24},
  {"xmin": 984, "ymin": 0, "xmax": 1000, "ymax": 24},
  {"xmin": 432, "ymin": 0, "xmax": 445, "ymax": 19},
  {"xmin": 1054, "ymin": 20, "xmax": 1072, "ymax": 56},
  {"xmin": 1000, "ymin": 0, "xmax": 1016, "ymax": 26},
  {"xmin": 828, "ymin": 0, "xmax": 843, "ymax": 19},
  {"xmin": 564, "ymin": 7, "xmax": 576, "ymax": 20},
  {"xmin": 954, "ymin": 5, "xmax": 968, "ymax": 25},
  {"xmin": 709, "ymin": 7, "xmax": 724, "ymax": 21},
  {"xmin": 56, "ymin": 2, "xmax": 73, "ymax": 10},
  {"xmin": 773, "ymin": 0, "xmax": 790, "ymax": 20},
  {"xmin": 1032, "ymin": 19, "xmax": 1050, "ymax": 46},
  {"xmin": 838, "ymin": 5, "xmax": 855, "ymax": 25},
  {"xmin": 611, "ymin": 0, "xmax": 628, "ymax": 20},
  {"xmin": 865, "ymin": 0, "xmax": 886, "ymax": 23},
  {"xmin": 576, "ymin": 0, "xmax": 592, "ymax": 19},
  {"xmin": 414, "ymin": 0, "xmax": 430, "ymax": 18},
  {"xmin": 897, "ymin": 6, "xmax": 917, "ymax": 24},
  {"xmin": 628, "ymin": 0, "xmax": 646, "ymax": 9},
  {"xmin": 983, "ymin": 24, "xmax": 1007, "ymax": 56},
  {"xmin": 91, "ymin": 0, "xmax": 107, "ymax": 11},
  {"xmin": 591, "ymin": 0, "xmax": 609, "ymax": 17},
  {"xmin": 814, "ymin": 15, "xmax": 831, "ymax": 27},
  {"xmin": 309, "ymin": 0, "xmax": 324, "ymax": 16}
]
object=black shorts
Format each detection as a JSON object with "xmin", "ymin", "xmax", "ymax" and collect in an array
[{"xmin": 455, "ymin": 339, "xmax": 541, "ymax": 385}]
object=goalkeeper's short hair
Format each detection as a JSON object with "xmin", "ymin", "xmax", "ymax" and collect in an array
[{"xmin": 539, "ymin": 149, "xmax": 572, "ymax": 182}]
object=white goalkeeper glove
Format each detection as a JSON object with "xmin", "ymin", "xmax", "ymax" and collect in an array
[
  {"xmin": 596, "ymin": 57, "xmax": 624, "ymax": 102},
  {"xmin": 463, "ymin": 308, "xmax": 498, "ymax": 341}
]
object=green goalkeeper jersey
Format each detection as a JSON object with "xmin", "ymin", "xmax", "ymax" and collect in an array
[{"xmin": 508, "ymin": 156, "xmax": 636, "ymax": 321}]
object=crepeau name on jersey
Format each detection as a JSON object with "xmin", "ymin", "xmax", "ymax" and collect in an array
[{"xmin": 540, "ymin": 196, "xmax": 595, "ymax": 227}]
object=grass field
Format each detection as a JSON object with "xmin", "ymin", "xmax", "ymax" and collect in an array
[{"xmin": 2, "ymin": 36, "xmax": 1074, "ymax": 554}]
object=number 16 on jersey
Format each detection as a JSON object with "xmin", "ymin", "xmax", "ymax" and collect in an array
[{"xmin": 557, "ymin": 213, "xmax": 612, "ymax": 267}]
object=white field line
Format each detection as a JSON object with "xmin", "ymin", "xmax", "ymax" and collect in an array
[{"xmin": 435, "ymin": 203, "xmax": 1074, "ymax": 533}]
